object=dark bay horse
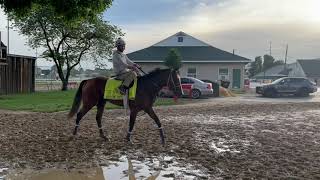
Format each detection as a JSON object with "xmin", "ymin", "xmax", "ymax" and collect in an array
[{"xmin": 68, "ymin": 68, "xmax": 183, "ymax": 144}]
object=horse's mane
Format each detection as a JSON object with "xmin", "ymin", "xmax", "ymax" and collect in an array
[{"xmin": 140, "ymin": 68, "xmax": 171, "ymax": 79}]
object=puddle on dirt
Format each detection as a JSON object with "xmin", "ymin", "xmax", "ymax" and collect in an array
[
  {"xmin": 210, "ymin": 142, "xmax": 240, "ymax": 154},
  {"xmin": 210, "ymin": 138, "xmax": 242, "ymax": 154},
  {"xmin": 1, "ymin": 168, "xmax": 8, "ymax": 180},
  {"xmin": 2, "ymin": 155, "xmax": 208, "ymax": 180}
]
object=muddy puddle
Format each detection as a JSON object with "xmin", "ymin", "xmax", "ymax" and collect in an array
[{"xmin": 1, "ymin": 155, "xmax": 208, "ymax": 180}]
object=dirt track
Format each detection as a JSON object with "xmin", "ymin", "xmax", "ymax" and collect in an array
[{"xmin": 1, "ymin": 100, "xmax": 320, "ymax": 179}]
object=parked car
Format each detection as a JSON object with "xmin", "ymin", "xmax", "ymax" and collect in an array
[
  {"xmin": 159, "ymin": 77, "xmax": 213, "ymax": 99},
  {"xmin": 256, "ymin": 77, "xmax": 317, "ymax": 97},
  {"xmin": 201, "ymin": 79, "xmax": 214, "ymax": 84},
  {"xmin": 201, "ymin": 79, "xmax": 219, "ymax": 97}
]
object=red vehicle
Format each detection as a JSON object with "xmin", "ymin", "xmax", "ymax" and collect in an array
[{"xmin": 159, "ymin": 77, "xmax": 213, "ymax": 99}]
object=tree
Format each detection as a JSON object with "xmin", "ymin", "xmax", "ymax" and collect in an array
[
  {"xmin": 273, "ymin": 60, "xmax": 285, "ymax": 66},
  {"xmin": 164, "ymin": 49, "xmax": 182, "ymax": 70},
  {"xmin": 11, "ymin": 6, "xmax": 122, "ymax": 90},
  {"xmin": 248, "ymin": 56, "xmax": 263, "ymax": 78},
  {"xmin": 0, "ymin": 0, "xmax": 112, "ymax": 22},
  {"xmin": 263, "ymin": 54, "xmax": 275, "ymax": 71}
]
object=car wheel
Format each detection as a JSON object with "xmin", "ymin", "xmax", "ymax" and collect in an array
[
  {"xmin": 265, "ymin": 89, "xmax": 277, "ymax": 98},
  {"xmin": 297, "ymin": 88, "xmax": 309, "ymax": 97},
  {"xmin": 191, "ymin": 89, "xmax": 201, "ymax": 99}
]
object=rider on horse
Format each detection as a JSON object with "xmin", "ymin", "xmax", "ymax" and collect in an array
[{"xmin": 112, "ymin": 38, "xmax": 140, "ymax": 95}]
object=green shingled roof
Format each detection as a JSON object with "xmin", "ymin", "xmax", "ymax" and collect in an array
[
  {"xmin": 297, "ymin": 59, "xmax": 320, "ymax": 77},
  {"xmin": 127, "ymin": 46, "xmax": 250, "ymax": 63}
]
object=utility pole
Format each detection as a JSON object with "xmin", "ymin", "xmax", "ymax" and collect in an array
[
  {"xmin": 284, "ymin": 44, "xmax": 288, "ymax": 71},
  {"xmin": 284, "ymin": 44, "xmax": 288, "ymax": 65},
  {"xmin": 7, "ymin": 17, "xmax": 9, "ymax": 54},
  {"xmin": 232, "ymin": 49, "xmax": 235, "ymax": 55},
  {"xmin": 269, "ymin": 41, "xmax": 272, "ymax": 56}
]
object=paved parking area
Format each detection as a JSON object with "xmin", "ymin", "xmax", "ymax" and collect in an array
[{"xmin": 204, "ymin": 88, "xmax": 320, "ymax": 104}]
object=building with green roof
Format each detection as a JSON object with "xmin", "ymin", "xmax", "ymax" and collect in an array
[{"xmin": 127, "ymin": 32, "xmax": 251, "ymax": 89}]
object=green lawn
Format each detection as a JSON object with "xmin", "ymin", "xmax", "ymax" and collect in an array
[{"xmin": 0, "ymin": 90, "xmax": 191, "ymax": 112}]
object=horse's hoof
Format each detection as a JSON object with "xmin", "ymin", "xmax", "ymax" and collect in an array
[
  {"xmin": 126, "ymin": 136, "xmax": 134, "ymax": 145},
  {"xmin": 100, "ymin": 135, "xmax": 109, "ymax": 142},
  {"xmin": 127, "ymin": 140, "xmax": 134, "ymax": 145},
  {"xmin": 99, "ymin": 132, "xmax": 108, "ymax": 140}
]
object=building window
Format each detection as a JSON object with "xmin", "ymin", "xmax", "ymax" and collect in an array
[
  {"xmin": 187, "ymin": 68, "xmax": 197, "ymax": 78},
  {"xmin": 219, "ymin": 68, "xmax": 229, "ymax": 80},
  {"xmin": 178, "ymin": 36, "xmax": 183, "ymax": 42}
]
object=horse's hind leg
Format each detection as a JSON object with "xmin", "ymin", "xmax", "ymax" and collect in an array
[
  {"xmin": 73, "ymin": 105, "xmax": 92, "ymax": 135},
  {"xmin": 96, "ymin": 99, "xmax": 108, "ymax": 141},
  {"xmin": 145, "ymin": 107, "xmax": 165, "ymax": 145}
]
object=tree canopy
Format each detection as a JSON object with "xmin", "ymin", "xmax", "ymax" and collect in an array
[
  {"xmin": 248, "ymin": 55, "xmax": 285, "ymax": 78},
  {"xmin": 0, "ymin": 0, "xmax": 112, "ymax": 22},
  {"xmin": 12, "ymin": 6, "xmax": 122, "ymax": 90},
  {"xmin": 263, "ymin": 54, "xmax": 276, "ymax": 71},
  {"xmin": 164, "ymin": 49, "xmax": 182, "ymax": 70},
  {"xmin": 248, "ymin": 56, "xmax": 263, "ymax": 78}
]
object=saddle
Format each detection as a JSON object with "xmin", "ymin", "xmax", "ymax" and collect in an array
[{"xmin": 104, "ymin": 78, "xmax": 137, "ymax": 100}]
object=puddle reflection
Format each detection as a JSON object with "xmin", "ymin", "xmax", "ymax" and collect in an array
[{"xmin": 2, "ymin": 155, "xmax": 207, "ymax": 180}]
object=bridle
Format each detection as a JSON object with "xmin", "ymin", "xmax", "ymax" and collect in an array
[
  {"xmin": 167, "ymin": 70, "xmax": 182, "ymax": 96},
  {"xmin": 138, "ymin": 68, "xmax": 181, "ymax": 95}
]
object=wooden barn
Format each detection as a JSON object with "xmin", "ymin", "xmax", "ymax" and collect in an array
[{"xmin": 0, "ymin": 40, "xmax": 36, "ymax": 95}]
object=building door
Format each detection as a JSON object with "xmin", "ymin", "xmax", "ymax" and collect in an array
[{"xmin": 232, "ymin": 69, "xmax": 241, "ymax": 89}]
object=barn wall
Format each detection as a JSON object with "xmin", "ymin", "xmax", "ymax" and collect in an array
[
  {"xmin": 0, "ymin": 55, "xmax": 35, "ymax": 95},
  {"xmin": 138, "ymin": 62, "xmax": 247, "ymax": 89}
]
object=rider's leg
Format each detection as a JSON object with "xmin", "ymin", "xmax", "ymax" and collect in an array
[
  {"xmin": 122, "ymin": 71, "xmax": 137, "ymax": 88},
  {"xmin": 117, "ymin": 71, "xmax": 136, "ymax": 94}
]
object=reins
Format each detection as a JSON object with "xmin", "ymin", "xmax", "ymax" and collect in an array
[{"xmin": 137, "ymin": 67, "xmax": 161, "ymax": 89}]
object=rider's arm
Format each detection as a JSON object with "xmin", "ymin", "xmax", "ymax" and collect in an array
[{"xmin": 125, "ymin": 54, "xmax": 136, "ymax": 66}]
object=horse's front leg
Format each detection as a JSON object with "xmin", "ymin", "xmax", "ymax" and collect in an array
[
  {"xmin": 145, "ymin": 107, "xmax": 165, "ymax": 145},
  {"xmin": 127, "ymin": 110, "xmax": 138, "ymax": 143}
]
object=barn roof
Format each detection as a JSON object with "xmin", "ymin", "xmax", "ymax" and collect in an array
[
  {"xmin": 127, "ymin": 46, "xmax": 250, "ymax": 63},
  {"xmin": 126, "ymin": 31, "xmax": 250, "ymax": 63},
  {"xmin": 297, "ymin": 59, "xmax": 320, "ymax": 77}
]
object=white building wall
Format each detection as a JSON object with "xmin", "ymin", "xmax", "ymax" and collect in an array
[
  {"xmin": 153, "ymin": 33, "xmax": 209, "ymax": 47},
  {"xmin": 138, "ymin": 62, "xmax": 246, "ymax": 89}
]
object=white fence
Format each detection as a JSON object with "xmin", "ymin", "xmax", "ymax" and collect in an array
[{"xmin": 35, "ymin": 78, "xmax": 84, "ymax": 91}]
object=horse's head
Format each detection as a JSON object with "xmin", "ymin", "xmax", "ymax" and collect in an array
[{"xmin": 167, "ymin": 69, "xmax": 183, "ymax": 97}]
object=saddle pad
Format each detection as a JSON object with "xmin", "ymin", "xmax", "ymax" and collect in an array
[{"xmin": 104, "ymin": 79, "xmax": 137, "ymax": 100}]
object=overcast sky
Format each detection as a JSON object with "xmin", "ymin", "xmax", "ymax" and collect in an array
[{"xmin": 1, "ymin": 0, "xmax": 320, "ymax": 69}]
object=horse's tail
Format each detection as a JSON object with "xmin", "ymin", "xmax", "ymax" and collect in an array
[{"xmin": 68, "ymin": 80, "xmax": 87, "ymax": 119}]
